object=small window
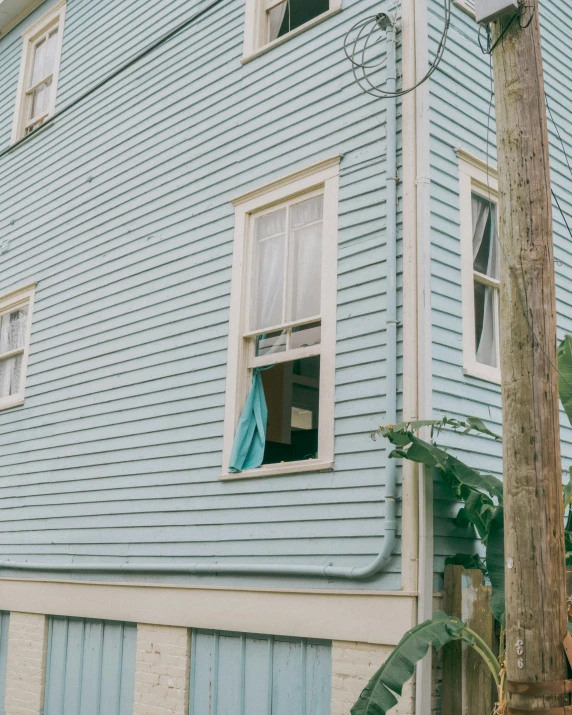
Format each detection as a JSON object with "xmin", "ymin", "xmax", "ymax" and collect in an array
[
  {"xmin": 472, "ymin": 194, "xmax": 500, "ymax": 369},
  {"xmin": 222, "ymin": 158, "xmax": 340, "ymax": 478},
  {"xmin": 458, "ymin": 149, "xmax": 500, "ymax": 383},
  {"xmin": 266, "ymin": 0, "xmax": 330, "ymax": 44},
  {"xmin": 0, "ymin": 285, "xmax": 35, "ymax": 410},
  {"xmin": 243, "ymin": 0, "xmax": 341, "ymax": 59},
  {"xmin": 11, "ymin": 1, "xmax": 66, "ymax": 143}
]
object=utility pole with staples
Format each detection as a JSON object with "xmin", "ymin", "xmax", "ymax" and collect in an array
[{"xmin": 475, "ymin": 0, "xmax": 570, "ymax": 711}]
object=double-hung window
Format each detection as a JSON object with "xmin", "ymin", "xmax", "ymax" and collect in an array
[
  {"xmin": 457, "ymin": 149, "xmax": 501, "ymax": 383},
  {"xmin": 243, "ymin": 0, "xmax": 341, "ymax": 59},
  {"xmin": 0, "ymin": 285, "xmax": 35, "ymax": 410},
  {"xmin": 11, "ymin": 1, "xmax": 66, "ymax": 142},
  {"xmin": 222, "ymin": 158, "xmax": 340, "ymax": 479}
]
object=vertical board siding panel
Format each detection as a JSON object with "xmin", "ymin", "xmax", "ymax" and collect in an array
[
  {"xmin": 243, "ymin": 636, "xmax": 270, "ymax": 715},
  {"xmin": 271, "ymin": 639, "xmax": 303, "ymax": 715},
  {"xmin": 118, "ymin": 624, "xmax": 137, "ymax": 715},
  {"xmin": 190, "ymin": 630, "xmax": 331, "ymax": 715},
  {"xmin": 44, "ymin": 618, "xmax": 136, "ymax": 715},
  {"xmin": 0, "ymin": 613, "xmax": 9, "ymax": 715},
  {"xmin": 305, "ymin": 641, "xmax": 332, "ymax": 715},
  {"xmin": 63, "ymin": 620, "xmax": 86, "ymax": 715}
]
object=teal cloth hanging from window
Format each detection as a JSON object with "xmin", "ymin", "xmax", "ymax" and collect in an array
[{"xmin": 228, "ymin": 370, "xmax": 268, "ymax": 473}]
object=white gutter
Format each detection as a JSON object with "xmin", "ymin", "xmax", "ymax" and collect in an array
[{"xmin": 413, "ymin": 0, "xmax": 435, "ymax": 711}]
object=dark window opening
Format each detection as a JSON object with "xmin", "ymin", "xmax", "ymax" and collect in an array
[
  {"xmin": 269, "ymin": 0, "xmax": 330, "ymax": 42},
  {"xmin": 260, "ymin": 356, "xmax": 320, "ymax": 464}
]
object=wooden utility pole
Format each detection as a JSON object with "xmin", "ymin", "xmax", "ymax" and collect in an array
[{"xmin": 492, "ymin": 1, "xmax": 569, "ymax": 711}]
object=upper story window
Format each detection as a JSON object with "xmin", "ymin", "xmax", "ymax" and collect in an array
[
  {"xmin": 221, "ymin": 157, "xmax": 340, "ymax": 479},
  {"xmin": 0, "ymin": 284, "xmax": 35, "ymax": 410},
  {"xmin": 11, "ymin": 1, "xmax": 66, "ymax": 143},
  {"xmin": 457, "ymin": 149, "xmax": 500, "ymax": 384},
  {"xmin": 243, "ymin": 0, "xmax": 341, "ymax": 60}
]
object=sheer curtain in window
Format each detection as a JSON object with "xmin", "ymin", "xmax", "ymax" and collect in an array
[
  {"xmin": 289, "ymin": 196, "xmax": 323, "ymax": 322},
  {"xmin": 268, "ymin": 1, "xmax": 287, "ymax": 41},
  {"xmin": 472, "ymin": 196, "xmax": 499, "ymax": 367}
]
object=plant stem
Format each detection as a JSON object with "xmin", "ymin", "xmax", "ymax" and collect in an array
[{"xmin": 463, "ymin": 626, "xmax": 501, "ymax": 686}]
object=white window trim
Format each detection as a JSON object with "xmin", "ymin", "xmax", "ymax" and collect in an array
[
  {"xmin": 10, "ymin": 0, "xmax": 67, "ymax": 144},
  {"xmin": 242, "ymin": 0, "xmax": 342, "ymax": 64},
  {"xmin": 0, "ymin": 283, "xmax": 36, "ymax": 411},
  {"xmin": 220, "ymin": 156, "xmax": 341, "ymax": 480},
  {"xmin": 453, "ymin": 0, "xmax": 476, "ymax": 17},
  {"xmin": 457, "ymin": 148, "xmax": 500, "ymax": 384}
]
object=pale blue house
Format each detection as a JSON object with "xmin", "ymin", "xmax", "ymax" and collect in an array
[{"xmin": 0, "ymin": 0, "xmax": 570, "ymax": 712}]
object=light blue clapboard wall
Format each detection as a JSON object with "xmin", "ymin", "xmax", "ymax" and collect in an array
[
  {"xmin": 427, "ymin": 0, "xmax": 572, "ymax": 578},
  {"xmin": 190, "ymin": 630, "xmax": 332, "ymax": 715},
  {"xmin": 44, "ymin": 617, "xmax": 137, "ymax": 715},
  {"xmin": 0, "ymin": 0, "xmax": 403, "ymax": 590},
  {"xmin": 0, "ymin": 612, "xmax": 9, "ymax": 715}
]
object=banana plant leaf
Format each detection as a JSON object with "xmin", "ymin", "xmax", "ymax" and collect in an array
[
  {"xmin": 351, "ymin": 612, "xmax": 472, "ymax": 715},
  {"xmin": 389, "ymin": 432, "xmax": 503, "ymax": 502},
  {"xmin": 444, "ymin": 553, "xmax": 486, "ymax": 573},
  {"xmin": 558, "ymin": 336, "xmax": 572, "ymax": 427}
]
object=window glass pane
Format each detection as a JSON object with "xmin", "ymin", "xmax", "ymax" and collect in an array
[
  {"xmin": 289, "ymin": 197, "xmax": 323, "ymax": 323},
  {"xmin": 472, "ymin": 194, "xmax": 499, "ymax": 280},
  {"xmin": 256, "ymin": 330, "xmax": 287, "ymax": 357},
  {"xmin": 30, "ymin": 81, "xmax": 51, "ymax": 119},
  {"xmin": 474, "ymin": 282, "xmax": 499, "ymax": 368},
  {"xmin": 291, "ymin": 321, "xmax": 321, "ymax": 349},
  {"xmin": 0, "ymin": 354, "xmax": 23, "ymax": 398},
  {"xmin": 0, "ymin": 308, "xmax": 28, "ymax": 355},
  {"xmin": 31, "ymin": 38, "xmax": 46, "ymax": 86},
  {"xmin": 252, "ymin": 209, "xmax": 286, "ymax": 331},
  {"xmin": 260, "ymin": 356, "xmax": 320, "ymax": 464},
  {"xmin": 44, "ymin": 28, "xmax": 59, "ymax": 76},
  {"xmin": 269, "ymin": 0, "xmax": 330, "ymax": 42}
]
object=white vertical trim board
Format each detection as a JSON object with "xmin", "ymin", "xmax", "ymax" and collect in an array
[
  {"xmin": 456, "ymin": 149, "xmax": 500, "ymax": 384},
  {"xmin": 10, "ymin": 0, "xmax": 66, "ymax": 143},
  {"xmin": 0, "ymin": 283, "xmax": 36, "ymax": 411},
  {"xmin": 221, "ymin": 156, "xmax": 341, "ymax": 480}
]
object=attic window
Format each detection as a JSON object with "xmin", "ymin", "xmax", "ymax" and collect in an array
[
  {"xmin": 267, "ymin": 0, "xmax": 330, "ymax": 43},
  {"xmin": 11, "ymin": 1, "xmax": 66, "ymax": 143}
]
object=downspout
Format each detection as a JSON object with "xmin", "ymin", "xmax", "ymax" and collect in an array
[{"xmin": 0, "ymin": 20, "xmax": 399, "ymax": 583}]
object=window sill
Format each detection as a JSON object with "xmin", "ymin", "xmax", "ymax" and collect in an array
[
  {"xmin": 0, "ymin": 397, "xmax": 24, "ymax": 411},
  {"xmin": 463, "ymin": 363, "xmax": 501, "ymax": 385},
  {"xmin": 219, "ymin": 459, "xmax": 334, "ymax": 481},
  {"xmin": 241, "ymin": 7, "xmax": 342, "ymax": 65}
]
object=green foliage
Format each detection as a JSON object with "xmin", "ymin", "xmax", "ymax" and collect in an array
[
  {"xmin": 350, "ymin": 612, "xmax": 471, "ymax": 715},
  {"xmin": 375, "ymin": 419, "xmax": 506, "ymax": 622},
  {"xmin": 444, "ymin": 553, "xmax": 485, "ymax": 572},
  {"xmin": 558, "ymin": 336, "xmax": 572, "ymax": 427}
]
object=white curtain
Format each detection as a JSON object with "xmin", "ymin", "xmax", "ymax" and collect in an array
[
  {"xmin": 253, "ymin": 209, "xmax": 286, "ymax": 331},
  {"xmin": 268, "ymin": 1, "xmax": 288, "ymax": 42},
  {"xmin": 0, "ymin": 309, "xmax": 27, "ymax": 398},
  {"xmin": 290, "ymin": 197, "xmax": 323, "ymax": 322},
  {"xmin": 472, "ymin": 196, "xmax": 499, "ymax": 367}
]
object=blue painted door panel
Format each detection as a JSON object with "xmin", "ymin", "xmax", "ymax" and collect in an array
[
  {"xmin": 190, "ymin": 629, "xmax": 331, "ymax": 715},
  {"xmin": 44, "ymin": 617, "xmax": 137, "ymax": 715},
  {"xmin": 0, "ymin": 612, "xmax": 9, "ymax": 715}
]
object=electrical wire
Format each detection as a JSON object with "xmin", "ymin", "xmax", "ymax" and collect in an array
[
  {"xmin": 343, "ymin": 0, "xmax": 452, "ymax": 98},
  {"xmin": 0, "ymin": 0, "xmax": 228, "ymax": 161}
]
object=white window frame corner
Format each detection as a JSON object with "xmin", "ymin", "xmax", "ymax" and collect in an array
[
  {"xmin": 220, "ymin": 156, "xmax": 341, "ymax": 480},
  {"xmin": 10, "ymin": 0, "xmax": 67, "ymax": 144},
  {"xmin": 0, "ymin": 283, "xmax": 36, "ymax": 411},
  {"xmin": 456, "ymin": 148, "xmax": 501, "ymax": 385},
  {"xmin": 242, "ymin": 0, "xmax": 342, "ymax": 63}
]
